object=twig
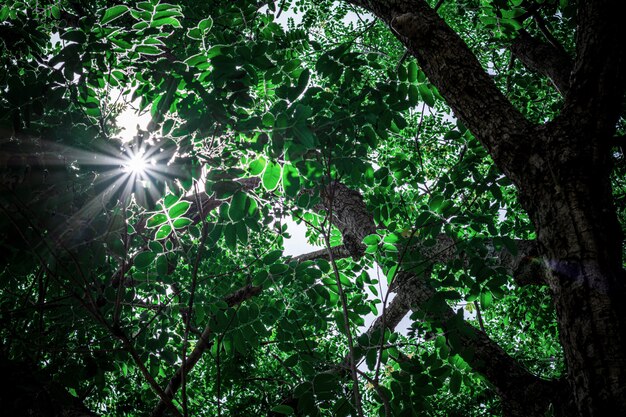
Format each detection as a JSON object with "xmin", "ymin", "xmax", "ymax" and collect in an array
[{"xmin": 474, "ymin": 301, "xmax": 486, "ymax": 333}]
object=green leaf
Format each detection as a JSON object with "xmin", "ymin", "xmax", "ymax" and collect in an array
[
  {"xmin": 168, "ymin": 201, "xmax": 191, "ymax": 218},
  {"xmin": 383, "ymin": 233, "xmax": 399, "ymax": 244},
  {"xmin": 137, "ymin": 2, "xmax": 153, "ymax": 11},
  {"xmin": 110, "ymin": 37, "xmax": 132, "ymax": 49},
  {"xmin": 386, "ymin": 265, "xmax": 398, "ymax": 284},
  {"xmin": 149, "ymin": 241, "xmax": 162, "ymax": 253},
  {"xmin": 236, "ymin": 221, "xmax": 248, "ymax": 245},
  {"xmin": 363, "ymin": 125, "xmax": 378, "ymax": 147},
  {"xmin": 449, "ymin": 371, "xmax": 462, "ymax": 394},
  {"xmin": 134, "ymin": 251, "xmax": 156, "ymax": 269},
  {"xmin": 151, "ymin": 17, "xmax": 181, "ymax": 28},
  {"xmin": 429, "ymin": 194, "xmax": 444, "ymax": 212},
  {"xmin": 262, "ymin": 113, "xmax": 275, "ymax": 128},
  {"xmin": 156, "ymin": 224, "xmax": 172, "ymax": 239},
  {"xmin": 419, "ymin": 84, "xmax": 435, "ymax": 107},
  {"xmin": 313, "ymin": 373, "xmax": 339, "ymax": 393},
  {"xmin": 136, "ymin": 45, "xmax": 161, "ymax": 55},
  {"xmin": 155, "ymin": 3, "xmax": 178, "ymax": 11},
  {"xmin": 264, "ymin": 250, "xmax": 282, "ymax": 265},
  {"xmin": 224, "ymin": 223, "xmax": 237, "ymax": 250},
  {"xmin": 184, "ymin": 53, "xmax": 207, "ymax": 67},
  {"xmin": 408, "ymin": 61, "xmax": 418, "ymax": 83},
  {"xmin": 275, "ymin": 113, "xmax": 288, "ymax": 129},
  {"xmin": 187, "ymin": 27, "xmax": 201, "ymax": 40},
  {"xmin": 270, "ymin": 263, "xmax": 289, "ymax": 275},
  {"xmin": 61, "ymin": 29, "xmax": 86, "ymax": 44},
  {"xmin": 147, "ymin": 213, "xmax": 168, "ymax": 228},
  {"xmin": 365, "ymin": 245, "xmax": 378, "ymax": 254},
  {"xmin": 270, "ymin": 405, "xmax": 294, "ymax": 415},
  {"xmin": 163, "ymin": 194, "xmax": 179, "ymax": 209},
  {"xmin": 101, "ymin": 5, "xmax": 129, "ymax": 24},
  {"xmin": 249, "ymin": 158, "xmax": 266, "ymax": 175},
  {"xmin": 172, "ymin": 218, "xmax": 192, "ymax": 228},
  {"xmin": 293, "ymin": 124, "xmax": 316, "ymax": 149},
  {"xmin": 198, "ymin": 17, "xmax": 213, "ymax": 32},
  {"xmin": 229, "ymin": 192, "xmax": 248, "ymax": 222},
  {"xmin": 132, "ymin": 21, "xmax": 149, "ymax": 30},
  {"xmin": 156, "ymin": 255, "xmax": 169, "ymax": 276},
  {"xmin": 50, "ymin": 5, "xmax": 60, "ymax": 19},
  {"xmin": 480, "ymin": 291, "xmax": 493, "ymax": 309},
  {"xmin": 290, "ymin": 69, "xmax": 309, "ymax": 101},
  {"xmin": 154, "ymin": 10, "xmax": 182, "ymax": 20},
  {"xmin": 408, "ymin": 84, "xmax": 419, "ymax": 106},
  {"xmin": 282, "ymin": 164, "xmax": 300, "ymax": 198},
  {"xmin": 262, "ymin": 162, "xmax": 281, "ymax": 191},
  {"xmin": 397, "ymin": 64, "xmax": 407, "ymax": 82},
  {"xmin": 363, "ymin": 234, "xmax": 381, "ymax": 245}
]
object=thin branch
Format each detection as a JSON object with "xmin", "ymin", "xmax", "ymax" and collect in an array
[{"xmin": 474, "ymin": 301, "xmax": 486, "ymax": 333}]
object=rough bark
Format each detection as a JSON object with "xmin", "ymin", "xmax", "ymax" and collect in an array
[
  {"xmin": 510, "ymin": 29, "xmax": 572, "ymax": 95},
  {"xmin": 561, "ymin": 0, "xmax": 626, "ymax": 136},
  {"xmin": 290, "ymin": 245, "xmax": 352, "ymax": 263},
  {"xmin": 318, "ymin": 181, "xmax": 377, "ymax": 258},
  {"xmin": 518, "ymin": 124, "xmax": 626, "ymax": 416}
]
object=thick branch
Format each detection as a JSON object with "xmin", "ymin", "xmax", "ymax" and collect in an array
[
  {"xmin": 324, "ymin": 183, "xmax": 548, "ymax": 286},
  {"xmin": 392, "ymin": 272, "xmax": 558, "ymax": 416},
  {"xmin": 290, "ymin": 245, "xmax": 351, "ymax": 263},
  {"xmin": 416, "ymin": 234, "xmax": 548, "ymax": 287},
  {"xmin": 322, "ymin": 182, "xmax": 557, "ymax": 415},
  {"xmin": 510, "ymin": 29, "xmax": 572, "ymax": 95},
  {"xmin": 317, "ymin": 181, "xmax": 377, "ymax": 258},
  {"xmin": 347, "ymin": 0, "xmax": 533, "ymax": 174}
]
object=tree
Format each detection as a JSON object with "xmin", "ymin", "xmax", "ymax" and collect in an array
[{"xmin": 1, "ymin": 0, "xmax": 624, "ymax": 416}]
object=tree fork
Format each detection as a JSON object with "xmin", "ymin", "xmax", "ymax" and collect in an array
[{"xmin": 321, "ymin": 182, "xmax": 561, "ymax": 416}]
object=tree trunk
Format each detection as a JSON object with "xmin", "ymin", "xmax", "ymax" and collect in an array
[{"xmin": 516, "ymin": 127, "xmax": 626, "ymax": 416}]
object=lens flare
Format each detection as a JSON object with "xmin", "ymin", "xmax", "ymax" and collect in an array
[{"xmin": 124, "ymin": 152, "xmax": 148, "ymax": 175}]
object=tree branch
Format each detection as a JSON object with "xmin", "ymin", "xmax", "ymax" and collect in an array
[
  {"xmin": 290, "ymin": 245, "xmax": 351, "ymax": 263},
  {"xmin": 346, "ymin": 0, "xmax": 533, "ymax": 174},
  {"xmin": 319, "ymin": 182, "xmax": 558, "ymax": 415},
  {"xmin": 150, "ymin": 284, "xmax": 262, "ymax": 417},
  {"xmin": 150, "ymin": 245, "xmax": 348, "ymax": 417},
  {"xmin": 510, "ymin": 29, "xmax": 572, "ymax": 95}
]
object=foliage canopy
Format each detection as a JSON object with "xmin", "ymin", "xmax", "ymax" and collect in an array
[{"xmin": 1, "ymin": 0, "xmax": 625, "ymax": 416}]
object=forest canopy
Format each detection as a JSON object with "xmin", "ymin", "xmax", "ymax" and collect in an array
[{"xmin": 1, "ymin": 0, "xmax": 625, "ymax": 416}]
